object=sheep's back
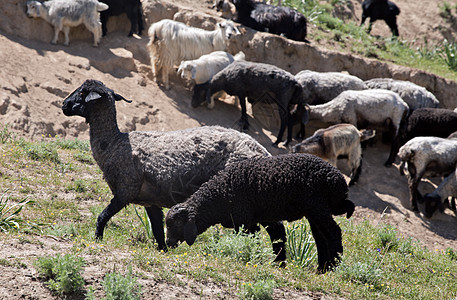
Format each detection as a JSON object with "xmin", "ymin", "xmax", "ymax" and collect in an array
[
  {"xmin": 364, "ymin": 78, "xmax": 439, "ymax": 109},
  {"xmin": 337, "ymin": 89, "xmax": 408, "ymax": 126},
  {"xmin": 128, "ymin": 126, "xmax": 270, "ymax": 206},
  {"xmin": 198, "ymin": 153, "xmax": 349, "ymax": 222},
  {"xmin": 213, "ymin": 61, "xmax": 298, "ymax": 97},
  {"xmin": 405, "ymin": 108, "xmax": 457, "ymax": 140},
  {"xmin": 295, "ymin": 70, "xmax": 366, "ymax": 104},
  {"xmin": 398, "ymin": 137, "xmax": 457, "ymax": 175}
]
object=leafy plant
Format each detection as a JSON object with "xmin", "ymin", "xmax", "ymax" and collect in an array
[
  {"xmin": 34, "ymin": 253, "xmax": 85, "ymax": 296},
  {"xmin": 377, "ymin": 224, "xmax": 399, "ymax": 252},
  {"xmin": 440, "ymin": 39, "xmax": 457, "ymax": 71},
  {"xmin": 337, "ymin": 260, "xmax": 383, "ymax": 288},
  {"xmin": 0, "ymin": 191, "xmax": 34, "ymax": 232},
  {"xmin": 134, "ymin": 205, "xmax": 153, "ymax": 240},
  {"xmin": 285, "ymin": 221, "xmax": 316, "ymax": 268},
  {"xmin": 0, "ymin": 125, "xmax": 14, "ymax": 144},
  {"xmin": 205, "ymin": 227, "xmax": 276, "ymax": 265},
  {"xmin": 102, "ymin": 267, "xmax": 142, "ymax": 300},
  {"xmin": 239, "ymin": 279, "xmax": 275, "ymax": 300}
]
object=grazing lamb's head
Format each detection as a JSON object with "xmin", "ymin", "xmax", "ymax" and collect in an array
[
  {"xmin": 165, "ymin": 203, "xmax": 198, "ymax": 248},
  {"xmin": 177, "ymin": 61, "xmax": 195, "ymax": 82},
  {"xmin": 292, "ymin": 134, "xmax": 322, "ymax": 155},
  {"xmin": 26, "ymin": 0, "xmax": 41, "ymax": 18},
  {"xmin": 423, "ymin": 194, "xmax": 444, "ymax": 218},
  {"xmin": 218, "ymin": 21, "xmax": 240, "ymax": 40},
  {"xmin": 191, "ymin": 82, "xmax": 211, "ymax": 108},
  {"xmin": 62, "ymin": 80, "xmax": 131, "ymax": 120}
]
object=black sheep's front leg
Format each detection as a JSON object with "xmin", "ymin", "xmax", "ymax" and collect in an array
[
  {"xmin": 96, "ymin": 197, "xmax": 126, "ymax": 239},
  {"xmin": 274, "ymin": 103, "xmax": 289, "ymax": 145},
  {"xmin": 308, "ymin": 216, "xmax": 343, "ymax": 273},
  {"xmin": 238, "ymin": 95, "xmax": 249, "ymax": 130},
  {"xmin": 261, "ymin": 221, "xmax": 287, "ymax": 265},
  {"xmin": 146, "ymin": 205, "xmax": 167, "ymax": 251}
]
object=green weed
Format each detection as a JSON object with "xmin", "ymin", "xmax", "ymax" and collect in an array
[
  {"xmin": 285, "ymin": 221, "xmax": 316, "ymax": 268},
  {"xmin": 0, "ymin": 191, "xmax": 34, "ymax": 232},
  {"xmin": 34, "ymin": 253, "xmax": 85, "ymax": 296},
  {"xmin": 101, "ymin": 267, "xmax": 142, "ymax": 300},
  {"xmin": 239, "ymin": 279, "xmax": 275, "ymax": 300}
]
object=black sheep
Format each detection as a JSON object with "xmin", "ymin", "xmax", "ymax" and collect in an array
[
  {"xmin": 165, "ymin": 153, "xmax": 355, "ymax": 272},
  {"xmin": 360, "ymin": 0, "xmax": 400, "ymax": 37},
  {"xmin": 385, "ymin": 108, "xmax": 457, "ymax": 166},
  {"xmin": 100, "ymin": 0, "xmax": 144, "ymax": 36},
  {"xmin": 230, "ymin": 0, "xmax": 308, "ymax": 42},
  {"xmin": 192, "ymin": 60, "xmax": 309, "ymax": 146}
]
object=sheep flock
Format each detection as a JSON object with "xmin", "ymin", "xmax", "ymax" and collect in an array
[{"xmin": 21, "ymin": 0, "xmax": 457, "ymax": 273}]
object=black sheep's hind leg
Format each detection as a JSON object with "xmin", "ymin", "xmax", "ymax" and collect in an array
[{"xmin": 146, "ymin": 206, "xmax": 167, "ymax": 251}]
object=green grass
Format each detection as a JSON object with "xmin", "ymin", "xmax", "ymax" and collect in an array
[
  {"xmin": 281, "ymin": 0, "xmax": 457, "ymax": 81},
  {"xmin": 1, "ymin": 130, "xmax": 457, "ymax": 298}
]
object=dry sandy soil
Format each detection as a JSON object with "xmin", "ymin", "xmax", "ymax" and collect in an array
[{"xmin": 1, "ymin": 0, "xmax": 457, "ymax": 299}]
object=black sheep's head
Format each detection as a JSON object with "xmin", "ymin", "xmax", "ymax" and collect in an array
[
  {"xmin": 62, "ymin": 79, "xmax": 131, "ymax": 120},
  {"xmin": 165, "ymin": 203, "xmax": 198, "ymax": 248},
  {"xmin": 423, "ymin": 194, "xmax": 444, "ymax": 219},
  {"xmin": 191, "ymin": 82, "xmax": 211, "ymax": 108}
]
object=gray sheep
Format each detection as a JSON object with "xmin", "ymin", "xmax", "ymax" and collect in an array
[
  {"xmin": 295, "ymin": 70, "xmax": 366, "ymax": 105},
  {"xmin": 26, "ymin": 0, "xmax": 109, "ymax": 46},
  {"xmin": 192, "ymin": 60, "xmax": 308, "ymax": 146},
  {"xmin": 165, "ymin": 153, "xmax": 355, "ymax": 272},
  {"xmin": 364, "ymin": 78, "xmax": 439, "ymax": 110},
  {"xmin": 398, "ymin": 136, "xmax": 457, "ymax": 211},
  {"xmin": 307, "ymin": 89, "xmax": 409, "ymax": 166},
  {"xmin": 423, "ymin": 168, "xmax": 457, "ymax": 218},
  {"xmin": 61, "ymin": 79, "xmax": 273, "ymax": 250}
]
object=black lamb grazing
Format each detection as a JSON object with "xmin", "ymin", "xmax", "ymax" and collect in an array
[
  {"xmin": 385, "ymin": 108, "xmax": 457, "ymax": 166},
  {"xmin": 165, "ymin": 153, "xmax": 355, "ymax": 272},
  {"xmin": 230, "ymin": 0, "xmax": 308, "ymax": 42},
  {"xmin": 100, "ymin": 0, "xmax": 144, "ymax": 36},
  {"xmin": 360, "ymin": 0, "xmax": 400, "ymax": 37},
  {"xmin": 192, "ymin": 60, "xmax": 309, "ymax": 146}
]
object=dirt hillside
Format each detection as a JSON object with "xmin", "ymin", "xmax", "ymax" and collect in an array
[{"xmin": 1, "ymin": 0, "xmax": 457, "ymax": 298}]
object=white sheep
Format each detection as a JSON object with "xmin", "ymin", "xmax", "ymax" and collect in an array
[
  {"xmin": 422, "ymin": 168, "xmax": 457, "ymax": 218},
  {"xmin": 398, "ymin": 136, "xmax": 457, "ymax": 211},
  {"xmin": 147, "ymin": 19, "xmax": 240, "ymax": 89},
  {"xmin": 292, "ymin": 123, "xmax": 375, "ymax": 186},
  {"xmin": 26, "ymin": 0, "xmax": 109, "ymax": 46},
  {"xmin": 364, "ymin": 78, "xmax": 439, "ymax": 110},
  {"xmin": 178, "ymin": 51, "xmax": 245, "ymax": 109},
  {"xmin": 178, "ymin": 51, "xmax": 245, "ymax": 85},
  {"xmin": 307, "ymin": 89, "xmax": 409, "ymax": 165},
  {"xmin": 295, "ymin": 70, "xmax": 367, "ymax": 105}
]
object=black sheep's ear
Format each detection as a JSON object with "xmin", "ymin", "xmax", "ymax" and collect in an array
[
  {"xmin": 184, "ymin": 220, "xmax": 198, "ymax": 246},
  {"xmin": 85, "ymin": 91, "xmax": 102, "ymax": 102},
  {"xmin": 114, "ymin": 93, "xmax": 133, "ymax": 103}
]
